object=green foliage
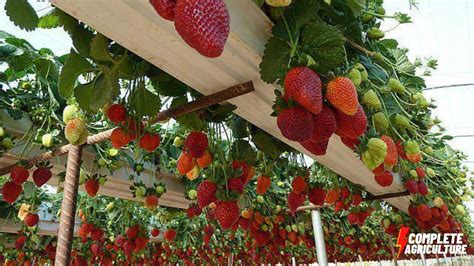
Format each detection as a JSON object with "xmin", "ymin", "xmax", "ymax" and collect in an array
[
  {"xmin": 58, "ymin": 51, "xmax": 93, "ymax": 99},
  {"xmin": 130, "ymin": 82, "xmax": 161, "ymax": 117},
  {"xmin": 4, "ymin": 0, "xmax": 39, "ymax": 31}
]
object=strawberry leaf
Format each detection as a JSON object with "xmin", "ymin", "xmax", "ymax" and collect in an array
[
  {"xmin": 130, "ymin": 82, "xmax": 161, "ymax": 117},
  {"xmin": 259, "ymin": 36, "xmax": 291, "ymax": 83},
  {"xmin": 90, "ymin": 34, "xmax": 111, "ymax": 62},
  {"xmin": 4, "ymin": 0, "xmax": 39, "ymax": 31},
  {"xmin": 58, "ymin": 51, "xmax": 93, "ymax": 99}
]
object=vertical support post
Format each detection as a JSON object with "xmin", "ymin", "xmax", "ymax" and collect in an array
[
  {"xmin": 388, "ymin": 235, "xmax": 399, "ymax": 266},
  {"xmin": 55, "ymin": 146, "xmax": 83, "ymax": 266},
  {"xmin": 311, "ymin": 210, "xmax": 328, "ymax": 266}
]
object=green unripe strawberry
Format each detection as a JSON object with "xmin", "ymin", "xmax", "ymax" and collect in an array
[
  {"xmin": 97, "ymin": 158, "xmax": 107, "ymax": 167},
  {"xmin": 367, "ymin": 27, "xmax": 385, "ymax": 40},
  {"xmin": 348, "ymin": 68, "xmax": 362, "ymax": 86},
  {"xmin": 362, "ymin": 90, "xmax": 382, "ymax": 110},
  {"xmin": 424, "ymin": 146, "xmax": 433, "ymax": 155},
  {"xmin": 354, "ymin": 63, "xmax": 368, "ymax": 81},
  {"xmin": 394, "ymin": 114, "xmax": 411, "ymax": 129},
  {"xmin": 405, "ymin": 140, "xmax": 420, "ymax": 154},
  {"xmin": 383, "ymin": 218, "xmax": 390, "ymax": 229},
  {"xmin": 257, "ymin": 195, "xmax": 264, "ymax": 203},
  {"xmin": 62, "ymin": 105, "xmax": 79, "ymax": 123},
  {"xmin": 173, "ymin": 136, "xmax": 183, "ymax": 147},
  {"xmin": 42, "ymin": 133, "xmax": 54, "ymax": 147},
  {"xmin": 455, "ymin": 205, "xmax": 465, "ymax": 215},
  {"xmin": 108, "ymin": 148, "xmax": 119, "ymax": 157},
  {"xmin": 2, "ymin": 137, "xmax": 14, "ymax": 149},
  {"xmin": 291, "ymin": 224, "xmax": 298, "ymax": 232},
  {"xmin": 394, "ymin": 214, "xmax": 403, "ymax": 224},
  {"xmin": 426, "ymin": 168, "xmax": 436, "ymax": 178},
  {"xmin": 373, "ymin": 52, "xmax": 385, "ymax": 63},
  {"xmin": 65, "ymin": 118, "xmax": 88, "ymax": 145},
  {"xmin": 135, "ymin": 186, "xmax": 146, "ymax": 198},
  {"xmin": 286, "ymin": 225, "xmax": 291, "ymax": 232},
  {"xmin": 261, "ymin": 224, "xmax": 268, "ymax": 232},
  {"xmin": 0, "ymin": 127, "xmax": 5, "ymax": 137},
  {"xmin": 362, "ymin": 138, "xmax": 387, "ymax": 170},
  {"xmin": 98, "ymin": 176, "xmax": 107, "ymax": 185},
  {"xmin": 433, "ymin": 197, "xmax": 444, "ymax": 208},
  {"xmin": 106, "ymin": 202, "xmax": 114, "ymax": 211},
  {"xmin": 79, "ymin": 169, "xmax": 87, "ymax": 184},
  {"xmin": 361, "ymin": 13, "xmax": 374, "ymax": 23},
  {"xmin": 375, "ymin": 7, "xmax": 385, "ymax": 15},
  {"xmin": 374, "ymin": 112, "xmax": 389, "ymax": 131},
  {"xmin": 21, "ymin": 81, "xmax": 32, "ymax": 90},
  {"xmin": 156, "ymin": 185, "xmax": 165, "ymax": 195},
  {"xmin": 388, "ymin": 78, "xmax": 405, "ymax": 94},
  {"xmin": 276, "ymin": 205, "xmax": 282, "ymax": 212},
  {"xmin": 277, "ymin": 181, "xmax": 284, "ymax": 187},
  {"xmin": 188, "ymin": 189, "xmax": 197, "ymax": 200},
  {"xmin": 409, "ymin": 170, "xmax": 418, "ymax": 178}
]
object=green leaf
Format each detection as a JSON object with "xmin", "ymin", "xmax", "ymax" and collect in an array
[
  {"xmin": 38, "ymin": 11, "xmax": 60, "ymax": 29},
  {"xmin": 71, "ymin": 26, "xmax": 94, "ymax": 57},
  {"xmin": 4, "ymin": 0, "xmax": 39, "ymax": 31},
  {"xmin": 91, "ymin": 70, "xmax": 119, "ymax": 111},
  {"xmin": 259, "ymin": 36, "xmax": 291, "ymax": 83},
  {"xmin": 23, "ymin": 181, "xmax": 37, "ymax": 198},
  {"xmin": 0, "ymin": 43, "xmax": 21, "ymax": 57},
  {"xmin": 301, "ymin": 21, "xmax": 345, "ymax": 73},
  {"xmin": 379, "ymin": 39, "xmax": 399, "ymax": 50},
  {"xmin": 231, "ymin": 116, "xmax": 249, "ymax": 139},
  {"xmin": 58, "ymin": 51, "xmax": 94, "ymax": 99},
  {"xmin": 130, "ymin": 82, "xmax": 161, "ymax": 117},
  {"xmin": 231, "ymin": 140, "xmax": 256, "ymax": 163},
  {"xmin": 251, "ymin": 128, "xmax": 291, "ymax": 159},
  {"xmin": 34, "ymin": 58, "xmax": 59, "ymax": 81},
  {"xmin": 346, "ymin": 0, "xmax": 365, "ymax": 16},
  {"xmin": 56, "ymin": 9, "xmax": 78, "ymax": 34},
  {"xmin": 272, "ymin": 0, "xmax": 320, "ymax": 41},
  {"xmin": 90, "ymin": 34, "xmax": 111, "ymax": 61},
  {"xmin": 153, "ymin": 72, "xmax": 188, "ymax": 96},
  {"xmin": 74, "ymin": 81, "xmax": 94, "ymax": 113},
  {"xmin": 391, "ymin": 48, "xmax": 415, "ymax": 74}
]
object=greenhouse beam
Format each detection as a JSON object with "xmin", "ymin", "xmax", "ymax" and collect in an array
[
  {"xmin": 365, "ymin": 191, "xmax": 410, "ymax": 201},
  {"xmin": 311, "ymin": 210, "xmax": 328, "ymax": 266}
]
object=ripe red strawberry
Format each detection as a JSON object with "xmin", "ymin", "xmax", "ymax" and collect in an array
[
  {"xmin": 2, "ymin": 181, "xmax": 22, "ymax": 204},
  {"xmin": 33, "ymin": 167, "xmax": 52, "ymax": 187},
  {"xmin": 288, "ymin": 191, "xmax": 306, "ymax": 214},
  {"xmin": 144, "ymin": 195, "xmax": 159, "ymax": 209},
  {"xmin": 85, "ymin": 179, "xmax": 99, "ymax": 197},
  {"xmin": 256, "ymin": 175, "xmax": 271, "ymax": 195},
  {"xmin": 24, "ymin": 213, "xmax": 39, "ymax": 227},
  {"xmin": 352, "ymin": 194, "xmax": 363, "ymax": 206},
  {"xmin": 150, "ymin": 0, "xmax": 177, "ymax": 21},
  {"xmin": 396, "ymin": 141, "xmax": 408, "ymax": 159},
  {"xmin": 197, "ymin": 180, "xmax": 217, "ymax": 208},
  {"xmin": 380, "ymin": 135, "xmax": 398, "ymax": 166},
  {"xmin": 227, "ymin": 177, "xmax": 244, "ymax": 194},
  {"xmin": 415, "ymin": 167, "xmax": 426, "ymax": 179},
  {"xmin": 334, "ymin": 200, "xmax": 345, "ymax": 213},
  {"xmin": 186, "ymin": 204, "xmax": 202, "ymax": 218},
  {"xmin": 277, "ymin": 107, "xmax": 314, "ymax": 142},
  {"xmin": 215, "ymin": 200, "xmax": 240, "ymax": 230},
  {"xmin": 341, "ymin": 188, "xmax": 350, "ymax": 199},
  {"xmin": 284, "ymin": 67, "xmax": 323, "ymax": 115},
  {"xmin": 91, "ymin": 228, "xmax": 104, "ymax": 241},
  {"xmin": 372, "ymin": 164, "xmax": 385, "ymax": 175},
  {"xmin": 417, "ymin": 181, "xmax": 428, "ymax": 196},
  {"xmin": 151, "ymin": 228, "xmax": 160, "ymax": 237},
  {"xmin": 184, "ymin": 131, "xmax": 209, "ymax": 158},
  {"xmin": 309, "ymin": 105, "xmax": 337, "ymax": 142},
  {"xmin": 126, "ymin": 224, "xmax": 140, "ymax": 239},
  {"xmin": 340, "ymin": 136, "xmax": 360, "ymax": 150},
  {"xmin": 374, "ymin": 171, "xmax": 393, "ymax": 187},
  {"xmin": 406, "ymin": 153, "xmax": 422, "ymax": 163},
  {"xmin": 291, "ymin": 176, "xmax": 308, "ymax": 195},
  {"xmin": 10, "ymin": 165, "xmax": 29, "ymax": 185},
  {"xmin": 110, "ymin": 128, "xmax": 133, "ymax": 148},
  {"xmin": 326, "ymin": 77, "xmax": 359, "ymax": 115},
  {"xmin": 139, "ymin": 133, "xmax": 161, "ymax": 152},
  {"xmin": 300, "ymin": 139, "xmax": 329, "ymax": 156},
  {"xmin": 90, "ymin": 243, "xmax": 101, "ymax": 256},
  {"xmin": 308, "ymin": 187, "xmax": 325, "ymax": 206},
  {"xmin": 174, "ymin": 0, "xmax": 230, "ymax": 58},
  {"xmin": 134, "ymin": 237, "xmax": 149, "ymax": 252},
  {"xmin": 106, "ymin": 104, "xmax": 127, "ymax": 124},
  {"xmin": 416, "ymin": 204, "xmax": 432, "ymax": 222},
  {"xmin": 347, "ymin": 212, "xmax": 360, "ymax": 225},
  {"xmin": 405, "ymin": 179, "xmax": 418, "ymax": 194},
  {"xmin": 335, "ymin": 105, "xmax": 367, "ymax": 139},
  {"xmin": 123, "ymin": 240, "xmax": 135, "ymax": 256}
]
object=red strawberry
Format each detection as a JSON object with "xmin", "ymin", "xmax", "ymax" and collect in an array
[
  {"xmin": 106, "ymin": 104, "xmax": 127, "ymax": 124},
  {"xmin": 215, "ymin": 200, "xmax": 240, "ymax": 230},
  {"xmin": 416, "ymin": 204, "xmax": 432, "ymax": 222},
  {"xmin": 91, "ymin": 228, "xmax": 104, "ymax": 241},
  {"xmin": 405, "ymin": 180, "xmax": 418, "ymax": 194},
  {"xmin": 396, "ymin": 141, "xmax": 408, "ymax": 159},
  {"xmin": 277, "ymin": 107, "xmax": 314, "ymax": 142},
  {"xmin": 380, "ymin": 135, "xmax": 398, "ymax": 166},
  {"xmin": 33, "ymin": 167, "xmax": 52, "ymax": 187},
  {"xmin": 126, "ymin": 224, "xmax": 140, "ymax": 239},
  {"xmin": 372, "ymin": 164, "xmax": 385, "ymax": 175},
  {"xmin": 150, "ymin": 0, "xmax": 177, "ymax": 21},
  {"xmin": 227, "ymin": 177, "xmax": 244, "ymax": 194},
  {"xmin": 326, "ymin": 77, "xmax": 359, "ymax": 115},
  {"xmin": 24, "ymin": 213, "xmax": 39, "ymax": 227},
  {"xmin": 417, "ymin": 181, "xmax": 428, "ymax": 196},
  {"xmin": 197, "ymin": 180, "xmax": 217, "ymax": 208},
  {"xmin": 340, "ymin": 136, "xmax": 360, "ymax": 150},
  {"xmin": 139, "ymin": 133, "xmax": 161, "ymax": 152},
  {"xmin": 90, "ymin": 243, "xmax": 101, "ymax": 256},
  {"xmin": 415, "ymin": 167, "xmax": 426, "ymax": 179},
  {"xmin": 123, "ymin": 240, "xmax": 135, "ymax": 256},
  {"xmin": 308, "ymin": 187, "xmax": 325, "ymax": 206},
  {"xmin": 374, "ymin": 171, "xmax": 393, "ymax": 187},
  {"xmin": 341, "ymin": 188, "xmax": 350, "ymax": 199},
  {"xmin": 134, "ymin": 237, "xmax": 149, "ymax": 252},
  {"xmin": 335, "ymin": 105, "xmax": 367, "ymax": 139},
  {"xmin": 2, "ymin": 181, "xmax": 22, "ymax": 204},
  {"xmin": 288, "ymin": 191, "xmax": 306, "ymax": 214},
  {"xmin": 151, "ymin": 228, "xmax": 160, "ymax": 237},
  {"xmin": 347, "ymin": 212, "xmax": 360, "ymax": 225},
  {"xmin": 174, "ymin": 0, "xmax": 230, "ymax": 58},
  {"xmin": 256, "ymin": 175, "xmax": 271, "ymax": 195},
  {"xmin": 184, "ymin": 131, "xmax": 209, "ymax": 158},
  {"xmin": 144, "ymin": 195, "xmax": 159, "ymax": 209},
  {"xmin": 291, "ymin": 176, "xmax": 308, "ymax": 195},
  {"xmin": 110, "ymin": 128, "xmax": 133, "ymax": 148},
  {"xmin": 309, "ymin": 105, "xmax": 337, "ymax": 142},
  {"xmin": 186, "ymin": 204, "xmax": 202, "ymax": 218},
  {"xmin": 284, "ymin": 67, "xmax": 323, "ymax": 115},
  {"xmin": 406, "ymin": 153, "xmax": 422, "ymax": 163},
  {"xmin": 300, "ymin": 139, "xmax": 329, "ymax": 156},
  {"xmin": 351, "ymin": 194, "xmax": 363, "ymax": 206},
  {"xmin": 85, "ymin": 179, "xmax": 99, "ymax": 197},
  {"xmin": 334, "ymin": 200, "xmax": 345, "ymax": 213},
  {"xmin": 10, "ymin": 165, "xmax": 29, "ymax": 185}
]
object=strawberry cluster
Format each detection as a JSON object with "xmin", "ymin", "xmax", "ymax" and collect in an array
[{"xmin": 177, "ymin": 131, "xmax": 212, "ymax": 180}]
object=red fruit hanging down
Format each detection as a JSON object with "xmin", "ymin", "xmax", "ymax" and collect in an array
[
  {"xmin": 186, "ymin": 204, "xmax": 202, "ymax": 218},
  {"xmin": 256, "ymin": 175, "xmax": 271, "ymax": 195},
  {"xmin": 123, "ymin": 240, "xmax": 135, "ymax": 256},
  {"xmin": 372, "ymin": 164, "xmax": 385, "ymax": 175},
  {"xmin": 85, "ymin": 179, "xmax": 100, "ymax": 197},
  {"xmin": 139, "ymin": 133, "xmax": 161, "ymax": 152},
  {"xmin": 374, "ymin": 171, "xmax": 393, "ymax": 187},
  {"xmin": 284, "ymin": 67, "xmax": 323, "ymax": 115},
  {"xmin": 227, "ymin": 177, "xmax": 244, "ymax": 194},
  {"xmin": 184, "ymin": 131, "xmax": 209, "ymax": 158},
  {"xmin": 24, "ymin": 213, "xmax": 39, "ymax": 227},
  {"xmin": 33, "ymin": 167, "xmax": 52, "ymax": 187},
  {"xmin": 335, "ymin": 105, "xmax": 367, "ymax": 139},
  {"xmin": 309, "ymin": 105, "xmax": 337, "ymax": 142},
  {"xmin": 197, "ymin": 180, "xmax": 217, "ymax": 208},
  {"xmin": 126, "ymin": 224, "xmax": 140, "ymax": 239},
  {"xmin": 416, "ymin": 204, "xmax": 432, "ymax": 222},
  {"xmin": 91, "ymin": 228, "xmax": 104, "ymax": 241},
  {"xmin": 380, "ymin": 135, "xmax": 398, "ymax": 166},
  {"xmin": 2, "ymin": 181, "xmax": 22, "ymax": 204},
  {"xmin": 10, "ymin": 165, "xmax": 29, "ymax": 185},
  {"xmin": 301, "ymin": 139, "xmax": 329, "ymax": 156},
  {"xmin": 405, "ymin": 180, "xmax": 418, "ymax": 194},
  {"xmin": 416, "ymin": 167, "xmax": 426, "ymax": 179},
  {"xmin": 308, "ymin": 187, "xmax": 326, "ymax": 206},
  {"xmin": 351, "ymin": 194, "xmax": 363, "ymax": 206},
  {"xmin": 110, "ymin": 128, "xmax": 133, "ymax": 148},
  {"xmin": 395, "ymin": 141, "xmax": 408, "ymax": 159},
  {"xmin": 417, "ymin": 181, "xmax": 428, "ymax": 196},
  {"xmin": 151, "ymin": 228, "xmax": 160, "ymax": 237},
  {"xmin": 291, "ymin": 176, "xmax": 308, "ymax": 195},
  {"xmin": 408, "ymin": 204, "xmax": 418, "ymax": 218},
  {"xmin": 277, "ymin": 106, "xmax": 314, "ymax": 142},
  {"xmin": 215, "ymin": 200, "xmax": 240, "ymax": 230},
  {"xmin": 339, "ymin": 136, "xmax": 360, "ymax": 150},
  {"xmin": 326, "ymin": 77, "xmax": 359, "ymax": 115},
  {"xmin": 174, "ymin": 0, "xmax": 230, "ymax": 58},
  {"xmin": 106, "ymin": 104, "xmax": 127, "ymax": 124},
  {"xmin": 150, "ymin": 0, "xmax": 177, "ymax": 21},
  {"xmin": 347, "ymin": 212, "xmax": 360, "ymax": 225},
  {"xmin": 288, "ymin": 190, "xmax": 306, "ymax": 214},
  {"xmin": 144, "ymin": 195, "xmax": 159, "ymax": 209},
  {"xmin": 341, "ymin": 188, "xmax": 350, "ymax": 199}
]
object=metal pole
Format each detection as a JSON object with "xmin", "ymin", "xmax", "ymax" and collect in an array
[
  {"xmin": 54, "ymin": 146, "xmax": 83, "ymax": 266},
  {"xmin": 311, "ymin": 209, "xmax": 328, "ymax": 266}
]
